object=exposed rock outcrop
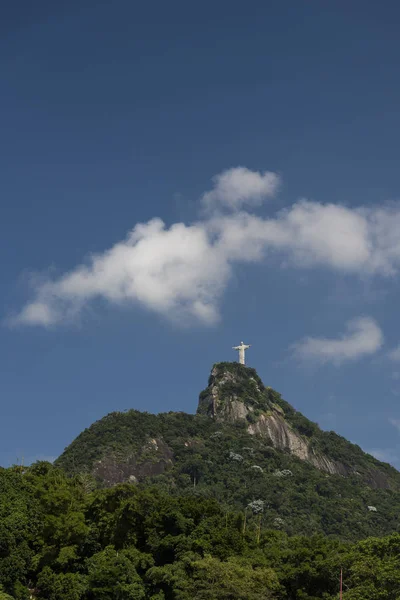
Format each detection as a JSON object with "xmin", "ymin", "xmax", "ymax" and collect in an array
[
  {"xmin": 198, "ymin": 363, "xmax": 269, "ymax": 420},
  {"xmin": 56, "ymin": 361, "xmax": 398, "ymax": 492},
  {"xmin": 92, "ymin": 437, "xmax": 173, "ymax": 486},
  {"xmin": 197, "ymin": 362, "xmax": 381, "ymax": 483},
  {"xmin": 247, "ymin": 411, "xmax": 348, "ymax": 475}
]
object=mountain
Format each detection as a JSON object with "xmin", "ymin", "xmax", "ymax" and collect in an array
[
  {"xmin": 197, "ymin": 363, "xmax": 398, "ymax": 487},
  {"xmin": 3, "ymin": 363, "xmax": 400, "ymax": 599},
  {"xmin": 56, "ymin": 362, "xmax": 400, "ymax": 541}
]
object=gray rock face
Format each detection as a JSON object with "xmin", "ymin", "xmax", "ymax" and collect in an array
[
  {"xmin": 92, "ymin": 437, "xmax": 174, "ymax": 486},
  {"xmin": 247, "ymin": 411, "xmax": 346, "ymax": 475},
  {"xmin": 57, "ymin": 361, "xmax": 395, "ymax": 491},
  {"xmin": 198, "ymin": 365, "xmax": 265, "ymax": 420},
  {"xmin": 197, "ymin": 363, "xmax": 354, "ymax": 479}
]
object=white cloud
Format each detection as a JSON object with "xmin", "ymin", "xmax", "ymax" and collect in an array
[
  {"xmin": 11, "ymin": 218, "xmax": 230, "ymax": 327},
  {"xmin": 270, "ymin": 201, "xmax": 371, "ymax": 270},
  {"xmin": 388, "ymin": 346, "xmax": 400, "ymax": 362},
  {"xmin": 292, "ymin": 317, "xmax": 384, "ymax": 365},
  {"xmin": 15, "ymin": 302, "xmax": 59, "ymax": 327},
  {"xmin": 211, "ymin": 200, "xmax": 373, "ymax": 271},
  {"xmin": 201, "ymin": 166, "xmax": 280, "ymax": 211},
  {"xmin": 10, "ymin": 166, "xmax": 400, "ymax": 328}
]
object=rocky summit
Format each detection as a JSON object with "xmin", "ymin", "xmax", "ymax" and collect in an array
[
  {"xmin": 197, "ymin": 362, "xmax": 395, "ymax": 486},
  {"xmin": 4, "ymin": 363, "xmax": 400, "ymax": 600},
  {"xmin": 54, "ymin": 362, "xmax": 400, "ymax": 541}
]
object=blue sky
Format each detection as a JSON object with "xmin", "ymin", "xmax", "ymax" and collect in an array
[{"xmin": 2, "ymin": 0, "xmax": 400, "ymax": 467}]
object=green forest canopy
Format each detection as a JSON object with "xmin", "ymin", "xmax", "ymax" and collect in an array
[{"xmin": 1, "ymin": 462, "xmax": 400, "ymax": 600}]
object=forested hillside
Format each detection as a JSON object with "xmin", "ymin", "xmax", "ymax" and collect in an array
[
  {"xmin": 1, "ymin": 463, "xmax": 400, "ymax": 599},
  {"xmin": 56, "ymin": 363, "xmax": 400, "ymax": 541},
  {"xmin": 2, "ymin": 362, "xmax": 400, "ymax": 598}
]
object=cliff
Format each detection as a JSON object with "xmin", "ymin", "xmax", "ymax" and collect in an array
[
  {"xmin": 54, "ymin": 362, "xmax": 400, "ymax": 540},
  {"xmin": 198, "ymin": 362, "xmax": 394, "ymax": 487}
]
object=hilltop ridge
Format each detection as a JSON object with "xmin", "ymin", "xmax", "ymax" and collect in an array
[
  {"xmin": 54, "ymin": 362, "xmax": 400, "ymax": 541},
  {"xmin": 198, "ymin": 362, "xmax": 397, "ymax": 488}
]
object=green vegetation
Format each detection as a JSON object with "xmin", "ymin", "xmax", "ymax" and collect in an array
[
  {"xmin": 197, "ymin": 362, "xmax": 270, "ymax": 415},
  {"xmin": 0, "ymin": 462, "xmax": 399, "ymax": 599},
  {"xmin": 56, "ymin": 364, "xmax": 400, "ymax": 542},
  {"xmin": 3, "ymin": 362, "xmax": 400, "ymax": 597},
  {"xmin": 267, "ymin": 386, "xmax": 398, "ymax": 483},
  {"xmin": 56, "ymin": 408, "xmax": 400, "ymax": 541}
]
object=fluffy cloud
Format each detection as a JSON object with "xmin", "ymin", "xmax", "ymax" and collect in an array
[
  {"xmin": 10, "ymin": 166, "xmax": 400, "ymax": 328},
  {"xmin": 292, "ymin": 317, "xmax": 384, "ymax": 365},
  {"xmin": 201, "ymin": 166, "xmax": 280, "ymax": 211},
  {"xmin": 12, "ymin": 219, "xmax": 230, "ymax": 326},
  {"xmin": 211, "ymin": 200, "xmax": 372, "ymax": 271}
]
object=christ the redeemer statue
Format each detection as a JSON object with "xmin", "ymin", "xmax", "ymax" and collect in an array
[{"xmin": 233, "ymin": 341, "xmax": 251, "ymax": 365}]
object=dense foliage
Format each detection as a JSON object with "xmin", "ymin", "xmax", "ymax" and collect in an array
[
  {"xmin": 56, "ymin": 378, "xmax": 400, "ymax": 541},
  {"xmin": 19, "ymin": 362, "xmax": 397, "ymax": 598},
  {"xmin": 1, "ymin": 462, "xmax": 400, "ymax": 599}
]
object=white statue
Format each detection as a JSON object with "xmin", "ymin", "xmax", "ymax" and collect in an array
[{"xmin": 233, "ymin": 341, "xmax": 251, "ymax": 365}]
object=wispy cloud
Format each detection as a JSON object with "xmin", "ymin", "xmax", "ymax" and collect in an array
[
  {"xmin": 292, "ymin": 317, "xmax": 384, "ymax": 365},
  {"xmin": 9, "ymin": 167, "xmax": 400, "ymax": 328}
]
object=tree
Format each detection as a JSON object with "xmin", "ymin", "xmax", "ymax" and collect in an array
[
  {"xmin": 86, "ymin": 546, "xmax": 146, "ymax": 600},
  {"xmin": 147, "ymin": 553, "xmax": 281, "ymax": 600},
  {"xmin": 36, "ymin": 567, "xmax": 86, "ymax": 600}
]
